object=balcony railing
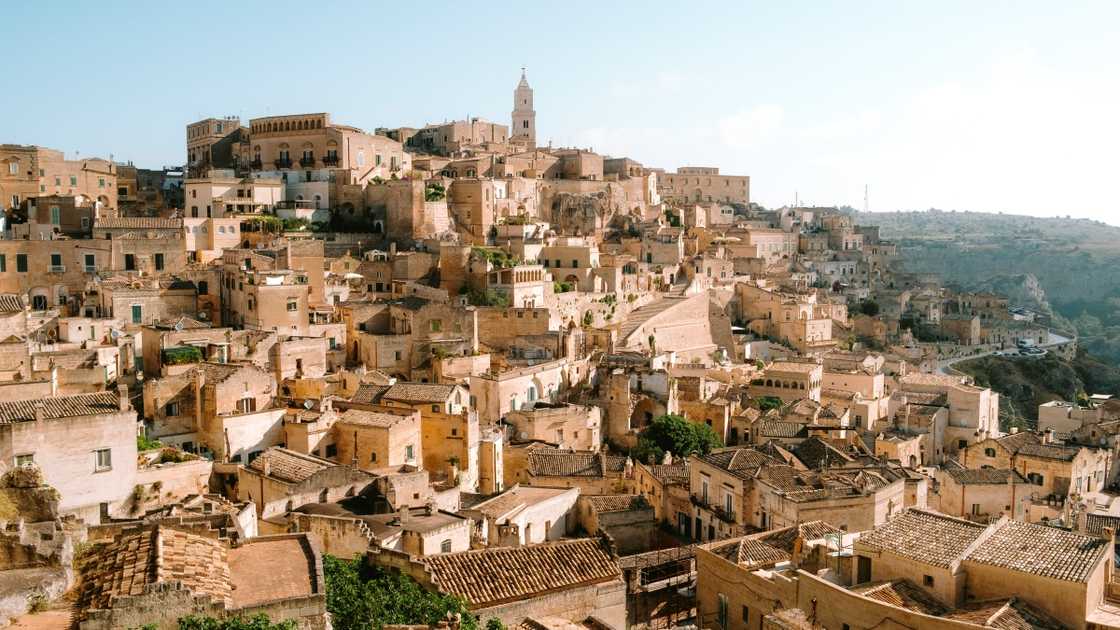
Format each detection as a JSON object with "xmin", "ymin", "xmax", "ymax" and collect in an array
[
  {"xmin": 322, "ymin": 154, "xmax": 339, "ymax": 166},
  {"xmin": 49, "ymin": 265, "xmax": 66, "ymax": 273},
  {"xmin": 299, "ymin": 156, "xmax": 316, "ymax": 167},
  {"xmin": 274, "ymin": 158, "xmax": 292, "ymax": 169},
  {"xmin": 691, "ymin": 495, "xmax": 737, "ymax": 523}
]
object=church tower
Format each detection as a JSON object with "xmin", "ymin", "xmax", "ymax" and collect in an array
[{"xmin": 511, "ymin": 68, "xmax": 536, "ymax": 148}]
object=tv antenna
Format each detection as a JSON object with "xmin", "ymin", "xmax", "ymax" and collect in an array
[{"xmin": 864, "ymin": 184, "xmax": 869, "ymax": 213}]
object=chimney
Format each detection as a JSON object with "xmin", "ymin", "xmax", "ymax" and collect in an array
[
  {"xmin": 118, "ymin": 384, "xmax": 131, "ymax": 411},
  {"xmin": 790, "ymin": 534, "xmax": 805, "ymax": 569},
  {"xmin": 262, "ymin": 456, "xmax": 272, "ymax": 477},
  {"xmin": 399, "ymin": 503, "xmax": 410, "ymax": 526},
  {"xmin": 1044, "ymin": 428, "xmax": 1055, "ymax": 445},
  {"xmin": 1010, "ymin": 427, "xmax": 1019, "ymax": 435},
  {"xmin": 389, "ymin": 241, "xmax": 397, "ymax": 257},
  {"xmin": 49, "ymin": 365, "xmax": 58, "ymax": 396},
  {"xmin": 33, "ymin": 402, "xmax": 46, "ymax": 423}
]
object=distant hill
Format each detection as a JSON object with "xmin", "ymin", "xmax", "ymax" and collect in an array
[
  {"xmin": 954, "ymin": 349, "xmax": 1120, "ymax": 430},
  {"xmin": 856, "ymin": 209, "xmax": 1120, "ymax": 365}
]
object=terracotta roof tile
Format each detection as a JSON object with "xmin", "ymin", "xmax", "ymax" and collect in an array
[
  {"xmin": 855, "ymin": 580, "xmax": 947, "ymax": 615},
  {"xmin": 527, "ymin": 449, "xmax": 627, "ymax": 478},
  {"xmin": 584, "ymin": 494, "xmax": 650, "ymax": 514},
  {"xmin": 382, "ymin": 382, "xmax": 457, "ymax": 404},
  {"xmin": 857, "ymin": 508, "xmax": 987, "ymax": 568},
  {"xmin": 0, "ymin": 294, "xmax": 25, "ymax": 314},
  {"xmin": 945, "ymin": 468, "xmax": 1027, "ymax": 485},
  {"xmin": 422, "ymin": 538, "xmax": 620, "ymax": 608},
  {"xmin": 95, "ymin": 217, "xmax": 183, "ymax": 230},
  {"xmin": 339, "ymin": 408, "xmax": 412, "ymax": 428},
  {"xmin": 965, "ymin": 520, "xmax": 1107, "ymax": 582},
  {"xmin": 0, "ymin": 391, "xmax": 122, "ymax": 423},
  {"xmin": 75, "ymin": 526, "xmax": 231, "ymax": 623},
  {"xmin": 248, "ymin": 447, "xmax": 333, "ymax": 484}
]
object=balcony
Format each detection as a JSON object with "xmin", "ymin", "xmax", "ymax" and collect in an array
[
  {"xmin": 691, "ymin": 494, "xmax": 736, "ymax": 523},
  {"xmin": 49, "ymin": 265, "xmax": 66, "ymax": 273},
  {"xmin": 322, "ymin": 154, "xmax": 339, "ymax": 167},
  {"xmin": 299, "ymin": 156, "xmax": 316, "ymax": 168},
  {"xmin": 274, "ymin": 158, "xmax": 293, "ymax": 169}
]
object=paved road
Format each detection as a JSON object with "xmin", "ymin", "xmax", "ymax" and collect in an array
[{"xmin": 936, "ymin": 329, "xmax": 1073, "ymax": 375}]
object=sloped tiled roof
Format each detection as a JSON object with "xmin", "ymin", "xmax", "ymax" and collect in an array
[
  {"xmin": 584, "ymin": 494, "xmax": 649, "ymax": 514},
  {"xmin": 0, "ymin": 294, "xmax": 25, "ymax": 314},
  {"xmin": 646, "ymin": 462, "xmax": 689, "ymax": 485},
  {"xmin": 757, "ymin": 420, "xmax": 809, "ymax": 439},
  {"xmin": 527, "ymin": 449, "xmax": 627, "ymax": 478},
  {"xmin": 944, "ymin": 598, "xmax": 1064, "ymax": 630},
  {"xmin": 350, "ymin": 383, "xmax": 391, "ymax": 404},
  {"xmin": 1083, "ymin": 513, "xmax": 1120, "ymax": 537},
  {"xmin": 698, "ymin": 447, "xmax": 779, "ymax": 480},
  {"xmin": 857, "ymin": 508, "xmax": 987, "ymax": 568},
  {"xmin": 382, "ymin": 382, "xmax": 456, "ymax": 404},
  {"xmin": 338, "ymin": 408, "xmax": 410, "ymax": 428},
  {"xmin": 791, "ymin": 437, "xmax": 854, "ymax": 469},
  {"xmin": 710, "ymin": 536, "xmax": 789, "ymax": 569},
  {"xmin": 421, "ymin": 538, "xmax": 620, "ymax": 608},
  {"xmin": 965, "ymin": 520, "xmax": 1107, "ymax": 582},
  {"xmin": 75, "ymin": 526, "xmax": 231, "ymax": 623},
  {"xmin": 0, "ymin": 391, "xmax": 122, "ymax": 424},
  {"xmin": 855, "ymin": 580, "xmax": 948, "ymax": 615},
  {"xmin": 944, "ymin": 468, "xmax": 1027, "ymax": 485},
  {"xmin": 248, "ymin": 447, "xmax": 333, "ymax": 484},
  {"xmin": 758, "ymin": 521, "xmax": 843, "ymax": 552},
  {"xmin": 95, "ymin": 216, "xmax": 183, "ymax": 230}
]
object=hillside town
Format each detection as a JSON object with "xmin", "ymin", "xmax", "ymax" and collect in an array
[{"xmin": 2, "ymin": 71, "xmax": 1119, "ymax": 630}]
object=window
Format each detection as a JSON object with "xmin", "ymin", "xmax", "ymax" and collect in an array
[
  {"xmin": 286, "ymin": 299, "xmax": 298, "ymax": 312},
  {"xmin": 70, "ymin": 176, "xmax": 77, "ymax": 186},
  {"xmin": 1028, "ymin": 472, "xmax": 1044, "ymax": 485},
  {"xmin": 50, "ymin": 253, "xmax": 61, "ymax": 269},
  {"xmin": 154, "ymin": 253, "xmax": 164, "ymax": 271},
  {"xmin": 971, "ymin": 503, "xmax": 981, "ymax": 515},
  {"xmin": 94, "ymin": 448, "xmax": 112, "ymax": 472},
  {"xmin": 81, "ymin": 216, "xmax": 90, "ymax": 230},
  {"xmin": 957, "ymin": 439, "xmax": 968, "ymax": 450},
  {"xmin": 236, "ymin": 397, "xmax": 256, "ymax": 413},
  {"xmin": 431, "ymin": 404, "xmax": 440, "ymax": 413},
  {"xmin": 16, "ymin": 254, "xmax": 28, "ymax": 273},
  {"xmin": 370, "ymin": 451, "xmax": 378, "ymax": 463},
  {"xmin": 82, "ymin": 253, "xmax": 95, "ymax": 272},
  {"xmin": 8, "ymin": 161, "xmax": 17, "ymax": 175},
  {"xmin": 742, "ymin": 606, "xmax": 750, "ymax": 624},
  {"xmin": 923, "ymin": 574, "xmax": 934, "ymax": 587},
  {"xmin": 124, "ymin": 254, "xmax": 135, "ymax": 270},
  {"xmin": 98, "ymin": 177, "xmax": 105, "ymax": 188},
  {"xmin": 49, "ymin": 205, "xmax": 60, "ymax": 224},
  {"xmin": 14, "ymin": 454, "xmax": 34, "ymax": 467},
  {"xmin": 165, "ymin": 401, "xmax": 180, "ymax": 416},
  {"xmin": 984, "ymin": 447, "xmax": 996, "ymax": 457},
  {"xmin": 0, "ymin": 255, "xmax": 4, "ymax": 272},
  {"xmin": 717, "ymin": 594, "xmax": 728, "ymax": 629},
  {"xmin": 394, "ymin": 351, "xmax": 402, "ymax": 361},
  {"xmin": 430, "ymin": 319, "xmax": 442, "ymax": 332},
  {"xmin": 440, "ymin": 539, "xmax": 452, "ymax": 553},
  {"xmin": 405, "ymin": 444, "xmax": 414, "ymax": 461},
  {"xmin": 131, "ymin": 304, "xmax": 142, "ymax": 324},
  {"xmin": 325, "ymin": 444, "xmax": 338, "ymax": 458}
]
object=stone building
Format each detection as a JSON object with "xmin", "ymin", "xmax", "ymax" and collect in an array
[
  {"xmin": 0, "ymin": 388, "xmax": 137, "ymax": 523},
  {"xmin": 659, "ymin": 166, "xmax": 749, "ymax": 205},
  {"xmin": 74, "ymin": 526, "xmax": 329, "ymax": 630},
  {"xmin": 236, "ymin": 446, "xmax": 375, "ymax": 521},
  {"xmin": 368, "ymin": 537, "xmax": 624, "ymax": 627}
]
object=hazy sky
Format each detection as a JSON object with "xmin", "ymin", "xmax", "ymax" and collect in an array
[{"xmin": 5, "ymin": 1, "xmax": 1118, "ymax": 222}]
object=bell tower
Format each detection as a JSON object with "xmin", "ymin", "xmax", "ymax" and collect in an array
[{"xmin": 511, "ymin": 68, "xmax": 536, "ymax": 148}]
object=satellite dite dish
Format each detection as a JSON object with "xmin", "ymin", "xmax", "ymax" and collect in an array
[
  {"xmin": 174, "ymin": 320, "xmax": 184, "ymax": 332},
  {"xmin": 304, "ymin": 400, "xmax": 314, "ymax": 410},
  {"xmin": 110, "ymin": 329, "xmax": 120, "ymax": 340}
]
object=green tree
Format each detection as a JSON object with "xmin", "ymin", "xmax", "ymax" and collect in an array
[
  {"xmin": 323, "ymin": 555, "xmax": 477, "ymax": 630},
  {"xmin": 858, "ymin": 300, "xmax": 881, "ymax": 317},
  {"xmin": 756, "ymin": 396, "xmax": 783, "ymax": 412},
  {"xmin": 178, "ymin": 615, "xmax": 296, "ymax": 630},
  {"xmin": 633, "ymin": 414, "xmax": 722, "ymax": 464}
]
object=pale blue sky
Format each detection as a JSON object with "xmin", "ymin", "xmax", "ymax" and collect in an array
[{"xmin": 5, "ymin": 1, "xmax": 1118, "ymax": 222}]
